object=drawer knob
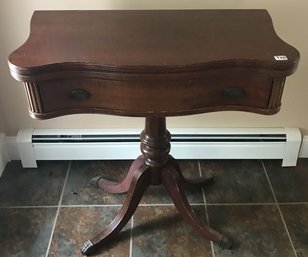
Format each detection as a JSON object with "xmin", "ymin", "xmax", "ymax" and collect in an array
[
  {"xmin": 223, "ymin": 87, "xmax": 245, "ymax": 98},
  {"xmin": 70, "ymin": 89, "xmax": 91, "ymax": 101}
]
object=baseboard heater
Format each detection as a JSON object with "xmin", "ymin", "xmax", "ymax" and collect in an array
[{"xmin": 17, "ymin": 127, "xmax": 302, "ymax": 168}]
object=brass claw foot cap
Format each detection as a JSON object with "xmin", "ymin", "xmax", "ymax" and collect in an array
[
  {"xmin": 206, "ymin": 175, "xmax": 216, "ymax": 183},
  {"xmin": 81, "ymin": 240, "xmax": 95, "ymax": 256},
  {"xmin": 220, "ymin": 235, "xmax": 232, "ymax": 249},
  {"xmin": 89, "ymin": 176, "xmax": 103, "ymax": 188}
]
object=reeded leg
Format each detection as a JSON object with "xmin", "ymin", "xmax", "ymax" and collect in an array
[
  {"xmin": 167, "ymin": 156, "xmax": 216, "ymax": 190},
  {"xmin": 90, "ymin": 155, "xmax": 145, "ymax": 194},
  {"xmin": 161, "ymin": 166, "xmax": 232, "ymax": 249},
  {"xmin": 81, "ymin": 164, "xmax": 151, "ymax": 256}
]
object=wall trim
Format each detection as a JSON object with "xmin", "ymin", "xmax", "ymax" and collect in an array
[
  {"xmin": 0, "ymin": 133, "xmax": 9, "ymax": 176},
  {"xmin": 299, "ymin": 135, "xmax": 308, "ymax": 158},
  {"xmin": 5, "ymin": 136, "xmax": 18, "ymax": 160}
]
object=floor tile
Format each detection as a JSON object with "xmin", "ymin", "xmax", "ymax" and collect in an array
[
  {"xmin": 0, "ymin": 161, "xmax": 69, "ymax": 206},
  {"xmin": 280, "ymin": 204, "xmax": 308, "ymax": 257},
  {"xmin": 48, "ymin": 206, "xmax": 130, "ymax": 257},
  {"xmin": 132, "ymin": 205, "xmax": 212, "ymax": 257},
  {"xmin": 264, "ymin": 159, "xmax": 308, "ymax": 202},
  {"xmin": 2, "ymin": 158, "xmax": 308, "ymax": 257},
  {"xmin": 62, "ymin": 160, "xmax": 130, "ymax": 205},
  {"xmin": 207, "ymin": 205, "xmax": 296, "ymax": 257},
  {"xmin": 0, "ymin": 207, "xmax": 57, "ymax": 257},
  {"xmin": 140, "ymin": 160, "xmax": 204, "ymax": 204},
  {"xmin": 200, "ymin": 160, "xmax": 274, "ymax": 203}
]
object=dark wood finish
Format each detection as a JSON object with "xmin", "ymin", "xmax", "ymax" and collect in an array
[
  {"xmin": 9, "ymin": 10, "xmax": 299, "ymax": 119},
  {"xmin": 8, "ymin": 10, "xmax": 299, "ymax": 256},
  {"xmin": 32, "ymin": 70, "xmax": 275, "ymax": 118},
  {"xmin": 81, "ymin": 117, "xmax": 231, "ymax": 256}
]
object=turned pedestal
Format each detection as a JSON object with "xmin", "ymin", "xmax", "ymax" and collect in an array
[{"xmin": 81, "ymin": 117, "xmax": 232, "ymax": 255}]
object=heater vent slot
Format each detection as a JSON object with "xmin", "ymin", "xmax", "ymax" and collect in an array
[{"xmin": 32, "ymin": 133, "xmax": 287, "ymax": 143}]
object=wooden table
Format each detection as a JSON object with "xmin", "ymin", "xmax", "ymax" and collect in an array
[{"xmin": 8, "ymin": 10, "xmax": 299, "ymax": 256}]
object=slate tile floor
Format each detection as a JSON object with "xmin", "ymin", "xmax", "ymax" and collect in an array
[{"xmin": 0, "ymin": 159, "xmax": 308, "ymax": 257}]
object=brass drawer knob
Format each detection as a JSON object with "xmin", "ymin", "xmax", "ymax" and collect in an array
[
  {"xmin": 70, "ymin": 89, "xmax": 91, "ymax": 101},
  {"xmin": 223, "ymin": 87, "xmax": 245, "ymax": 98}
]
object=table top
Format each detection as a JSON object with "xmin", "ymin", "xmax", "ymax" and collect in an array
[
  {"xmin": 9, "ymin": 9, "xmax": 299, "ymax": 82},
  {"xmin": 8, "ymin": 10, "xmax": 300, "ymax": 118}
]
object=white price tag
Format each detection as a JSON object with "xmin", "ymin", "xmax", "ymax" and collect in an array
[{"xmin": 274, "ymin": 55, "xmax": 288, "ymax": 61}]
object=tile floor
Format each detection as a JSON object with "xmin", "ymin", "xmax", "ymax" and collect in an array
[{"xmin": 0, "ymin": 159, "xmax": 308, "ymax": 257}]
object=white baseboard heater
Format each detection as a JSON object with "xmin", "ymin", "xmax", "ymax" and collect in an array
[{"xmin": 17, "ymin": 127, "xmax": 302, "ymax": 168}]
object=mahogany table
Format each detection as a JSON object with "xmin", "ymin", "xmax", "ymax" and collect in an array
[{"xmin": 8, "ymin": 10, "xmax": 299, "ymax": 256}]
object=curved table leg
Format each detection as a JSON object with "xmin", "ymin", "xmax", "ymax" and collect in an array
[
  {"xmin": 90, "ymin": 155, "xmax": 145, "ymax": 194},
  {"xmin": 81, "ymin": 164, "xmax": 151, "ymax": 256},
  {"xmin": 167, "ymin": 156, "xmax": 216, "ymax": 190},
  {"xmin": 161, "ymin": 166, "xmax": 232, "ymax": 249}
]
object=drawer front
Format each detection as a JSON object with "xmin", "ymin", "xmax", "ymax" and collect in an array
[{"xmin": 37, "ymin": 70, "xmax": 274, "ymax": 117}]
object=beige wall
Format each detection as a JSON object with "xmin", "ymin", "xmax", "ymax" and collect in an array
[
  {"xmin": 0, "ymin": 0, "xmax": 307, "ymax": 136},
  {"xmin": 0, "ymin": 106, "xmax": 4, "ymax": 132}
]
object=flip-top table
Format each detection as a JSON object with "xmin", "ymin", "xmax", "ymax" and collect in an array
[{"xmin": 8, "ymin": 10, "xmax": 299, "ymax": 255}]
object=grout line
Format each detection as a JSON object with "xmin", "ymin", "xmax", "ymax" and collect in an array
[
  {"xmin": 198, "ymin": 161, "xmax": 208, "ymax": 206},
  {"xmin": 129, "ymin": 215, "xmax": 134, "ymax": 257},
  {"xmin": 206, "ymin": 202, "xmax": 276, "ymax": 206},
  {"xmin": 0, "ymin": 205, "xmax": 58, "ymax": 209},
  {"xmin": 138, "ymin": 203, "xmax": 205, "ymax": 207},
  {"xmin": 45, "ymin": 160, "xmax": 71, "ymax": 257},
  {"xmin": 4, "ymin": 201, "xmax": 304, "ymax": 209},
  {"xmin": 210, "ymin": 241, "xmax": 216, "ymax": 257},
  {"xmin": 197, "ymin": 161, "xmax": 208, "ymax": 223},
  {"xmin": 187, "ymin": 202, "xmax": 206, "ymax": 206},
  {"xmin": 278, "ymin": 202, "xmax": 308, "ymax": 205},
  {"xmin": 60, "ymin": 204, "xmax": 123, "ymax": 208},
  {"xmin": 2, "ymin": 201, "xmax": 299, "ymax": 209},
  {"xmin": 137, "ymin": 203, "xmax": 173, "ymax": 207},
  {"xmin": 140, "ymin": 203, "xmax": 205, "ymax": 206},
  {"xmin": 261, "ymin": 160, "xmax": 298, "ymax": 257},
  {"xmin": 198, "ymin": 161, "xmax": 216, "ymax": 257}
]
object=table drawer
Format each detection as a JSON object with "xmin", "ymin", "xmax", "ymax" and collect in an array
[{"xmin": 34, "ymin": 70, "xmax": 279, "ymax": 117}]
